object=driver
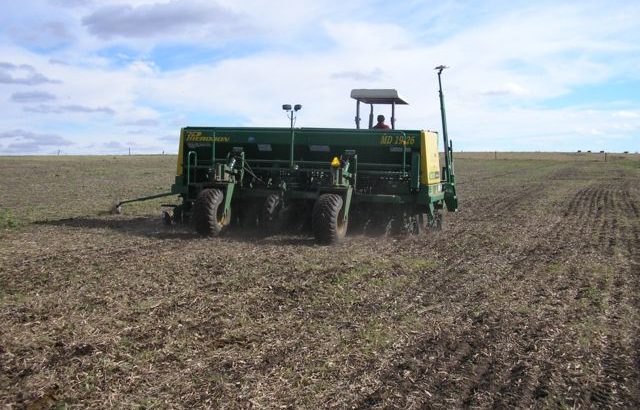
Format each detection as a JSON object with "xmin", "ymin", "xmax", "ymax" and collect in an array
[{"xmin": 373, "ymin": 115, "xmax": 390, "ymax": 129}]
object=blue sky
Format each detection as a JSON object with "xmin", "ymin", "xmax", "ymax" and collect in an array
[{"xmin": 0, "ymin": 0, "xmax": 638, "ymax": 154}]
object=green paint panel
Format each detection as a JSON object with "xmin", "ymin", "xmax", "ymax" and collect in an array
[{"xmin": 182, "ymin": 127, "xmax": 424, "ymax": 167}]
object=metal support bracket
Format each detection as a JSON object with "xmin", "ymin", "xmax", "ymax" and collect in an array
[
  {"xmin": 114, "ymin": 191, "xmax": 176, "ymax": 213},
  {"xmin": 341, "ymin": 186, "xmax": 353, "ymax": 225},
  {"xmin": 221, "ymin": 183, "xmax": 236, "ymax": 222}
]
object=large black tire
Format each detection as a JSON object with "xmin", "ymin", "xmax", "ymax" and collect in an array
[
  {"xmin": 312, "ymin": 194, "xmax": 347, "ymax": 244},
  {"xmin": 262, "ymin": 194, "xmax": 283, "ymax": 233},
  {"xmin": 192, "ymin": 188, "xmax": 228, "ymax": 236}
]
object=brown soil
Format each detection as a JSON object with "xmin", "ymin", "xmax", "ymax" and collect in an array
[{"xmin": 1, "ymin": 156, "xmax": 639, "ymax": 408}]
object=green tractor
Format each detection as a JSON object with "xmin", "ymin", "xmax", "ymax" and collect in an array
[{"xmin": 115, "ymin": 67, "xmax": 458, "ymax": 243}]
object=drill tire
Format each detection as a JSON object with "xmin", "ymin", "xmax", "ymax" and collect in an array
[
  {"xmin": 312, "ymin": 193, "xmax": 347, "ymax": 244},
  {"xmin": 192, "ymin": 188, "xmax": 226, "ymax": 236}
]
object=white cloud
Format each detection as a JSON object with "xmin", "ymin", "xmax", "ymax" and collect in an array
[
  {"xmin": 0, "ymin": 128, "xmax": 72, "ymax": 153},
  {"xmin": 7, "ymin": 21, "xmax": 74, "ymax": 49},
  {"xmin": 1, "ymin": 1, "xmax": 639, "ymax": 154},
  {"xmin": 480, "ymin": 82, "xmax": 530, "ymax": 97},
  {"xmin": 23, "ymin": 104, "xmax": 115, "ymax": 114},
  {"xmin": 49, "ymin": 0, "xmax": 93, "ymax": 7},
  {"xmin": 10, "ymin": 90, "xmax": 57, "ymax": 103},
  {"xmin": 120, "ymin": 118, "xmax": 159, "ymax": 127},
  {"xmin": 81, "ymin": 1, "xmax": 247, "ymax": 40},
  {"xmin": 613, "ymin": 110, "xmax": 640, "ymax": 119},
  {"xmin": 0, "ymin": 62, "xmax": 60, "ymax": 85}
]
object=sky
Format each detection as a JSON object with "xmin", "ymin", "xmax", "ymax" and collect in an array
[{"xmin": 0, "ymin": 0, "xmax": 639, "ymax": 155}]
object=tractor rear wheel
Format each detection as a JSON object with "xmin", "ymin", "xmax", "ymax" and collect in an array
[
  {"xmin": 192, "ymin": 188, "xmax": 228, "ymax": 236},
  {"xmin": 312, "ymin": 193, "xmax": 347, "ymax": 244},
  {"xmin": 262, "ymin": 193, "xmax": 283, "ymax": 233}
]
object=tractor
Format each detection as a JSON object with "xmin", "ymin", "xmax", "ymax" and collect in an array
[{"xmin": 115, "ymin": 66, "xmax": 458, "ymax": 244}]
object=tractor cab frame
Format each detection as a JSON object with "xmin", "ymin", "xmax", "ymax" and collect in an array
[{"xmin": 350, "ymin": 89, "xmax": 408, "ymax": 130}]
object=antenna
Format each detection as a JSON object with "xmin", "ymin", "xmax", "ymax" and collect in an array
[
  {"xmin": 282, "ymin": 103, "xmax": 302, "ymax": 168},
  {"xmin": 434, "ymin": 65, "xmax": 449, "ymax": 74},
  {"xmin": 435, "ymin": 65, "xmax": 451, "ymax": 183}
]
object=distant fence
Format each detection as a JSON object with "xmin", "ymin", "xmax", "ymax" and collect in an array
[{"xmin": 453, "ymin": 152, "xmax": 640, "ymax": 162}]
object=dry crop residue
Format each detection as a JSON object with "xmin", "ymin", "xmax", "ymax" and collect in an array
[{"xmin": 0, "ymin": 155, "xmax": 639, "ymax": 408}]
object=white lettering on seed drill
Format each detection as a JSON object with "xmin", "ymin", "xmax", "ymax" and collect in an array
[
  {"xmin": 310, "ymin": 145, "xmax": 330, "ymax": 152},
  {"xmin": 257, "ymin": 144, "xmax": 272, "ymax": 152}
]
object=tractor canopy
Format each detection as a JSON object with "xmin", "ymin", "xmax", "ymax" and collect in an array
[{"xmin": 350, "ymin": 89, "xmax": 408, "ymax": 130}]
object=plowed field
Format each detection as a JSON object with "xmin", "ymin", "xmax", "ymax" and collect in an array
[{"xmin": 1, "ymin": 155, "xmax": 639, "ymax": 408}]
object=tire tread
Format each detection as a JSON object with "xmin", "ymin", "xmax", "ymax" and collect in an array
[
  {"xmin": 312, "ymin": 194, "xmax": 346, "ymax": 244},
  {"xmin": 192, "ymin": 188, "xmax": 225, "ymax": 236}
]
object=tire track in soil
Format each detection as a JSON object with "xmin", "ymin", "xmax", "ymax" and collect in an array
[
  {"xmin": 589, "ymin": 187, "xmax": 640, "ymax": 408},
  {"xmin": 469, "ymin": 184, "xmax": 608, "ymax": 408},
  {"xmin": 355, "ymin": 181, "xmax": 635, "ymax": 408},
  {"xmin": 455, "ymin": 164, "xmax": 569, "ymax": 224},
  {"xmin": 457, "ymin": 182, "xmax": 547, "ymax": 224},
  {"xmin": 456, "ymin": 162, "xmax": 559, "ymax": 187},
  {"xmin": 500, "ymin": 184, "xmax": 639, "ymax": 409},
  {"xmin": 371, "ymin": 176, "xmax": 557, "ymax": 408},
  {"xmin": 499, "ymin": 183, "xmax": 547, "ymax": 215},
  {"xmin": 353, "ymin": 179, "xmax": 581, "ymax": 408},
  {"xmin": 356, "ymin": 324, "xmax": 498, "ymax": 409},
  {"xmin": 628, "ymin": 221, "xmax": 640, "ymax": 405},
  {"xmin": 495, "ymin": 183, "xmax": 640, "ymax": 408}
]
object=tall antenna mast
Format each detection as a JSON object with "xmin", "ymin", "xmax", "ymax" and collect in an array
[{"xmin": 435, "ymin": 65, "xmax": 451, "ymax": 182}]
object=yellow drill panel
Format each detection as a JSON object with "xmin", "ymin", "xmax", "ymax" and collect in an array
[
  {"xmin": 420, "ymin": 130, "xmax": 441, "ymax": 185},
  {"xmin": 176, "ymin": 128, "xmax": 185, "ymax": 176}
]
